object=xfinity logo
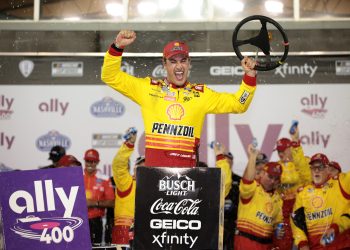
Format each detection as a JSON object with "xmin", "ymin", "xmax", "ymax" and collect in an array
[
  {"xmin": 159, "ymin": 173, "xmax": 196, "ymax": 196},
  {"xmin": 275, "ymin": 63, "xmax": 317, "ymax": 78}
]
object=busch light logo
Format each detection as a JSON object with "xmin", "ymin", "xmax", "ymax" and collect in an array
[
  {"xmin": 18, "ymin": 60, "xmax": 35, "ymax": 78},
  {"xmin": 36, "ymin": 130, "xmax": 71, "ymax": 151},
  {"xmin": 152, "ymin": 65, "xmax": 167, "ymax": 78},
  {"xmin": 121, "ymin": 62, "xmax": 134, "ymax": 75},
  {"xmin": 159, "ymin": 173, "xmax": 196, "ymax": 196},
  {"xmin": 90, "ymin": 97, "xmax": 125, "ymax": 118}
]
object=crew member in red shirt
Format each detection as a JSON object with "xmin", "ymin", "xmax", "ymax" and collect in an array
[{"xmin": 83, "ymin": 148, "xmax": 115, "ymax": 245}]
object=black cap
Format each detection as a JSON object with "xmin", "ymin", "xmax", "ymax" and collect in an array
[
  {"xmin": 224, "ymin": 152, "xmax": 233, "ymax": 160},
  {"xmin": 49, "ymin": 145, "xmax": 66, "ymax": 162},
  {"xmin": 256, "ymin": 153, "xmax": 268, "ymax": 165},
  {"xmin": 135, "ymin": 156, "xmax": 145, "ymax": 165}
]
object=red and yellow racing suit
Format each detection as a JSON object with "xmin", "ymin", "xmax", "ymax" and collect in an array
[
  {"xmin": 216, "ymin": 154, "xmax": 233, "ymax": 197},
  {"xmin": 111, "ymin": 142, "xmax": 136, "ymax": 245},
  {"xmin": 102, "ymin": 46, "xmax": 256, "ymax": 167},
  {"xmin": 235, "ymin": 178, "xmax": 283, "ymax": 250},
  {"xmin": 291, "ymin": 171, "xmax": 350, "ymax": 249},
  {"xmin": 276, "ymin": 142, "xmax": 312, "ymax": 250}
]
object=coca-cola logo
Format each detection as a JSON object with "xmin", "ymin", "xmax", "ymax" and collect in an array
[
  {"xmin": 152, "ymin": 65, "xmax": 167, "ymax": 78},
  {"xmin": 150, "ymin": 198, "xmax": 201, "ymax": 215}
]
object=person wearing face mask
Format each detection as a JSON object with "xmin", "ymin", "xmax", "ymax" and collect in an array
[
  {"xmin": 83, "ymin": 148, "xmax": 115, "ymax": 245},
  {"xmin": 101, "ymin": 30, "xmax": 257, "ymax": 168},
  {"xmin": 291, "ymin": 153, "xmax": 350, "ymax": 250},
  {"xmin": 234, "ymin": 144, "xmax": 284, "ymax": 250}
]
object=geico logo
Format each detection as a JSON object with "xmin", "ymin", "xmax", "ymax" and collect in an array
[
  {"xmin": 210, "ymin": 66, "xmax": 244, "ymax": 76},
  {"xmin": 150, "ymin": 219, "xmax": 201, "ymax": 230},
  {"xmin": 159, "ymin": 180, "xmax": 195, "ymax": 191}
]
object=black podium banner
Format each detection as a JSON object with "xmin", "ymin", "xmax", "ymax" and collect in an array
[{"xmin": 134, "ymin": 167, "xmax": 224, "ymax": 250}]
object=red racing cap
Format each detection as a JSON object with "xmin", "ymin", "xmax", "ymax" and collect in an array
[
  {"xmin": 163, "ymin": 41, "xmax": 189, "ymax": 59},
  {"xmin": 309, "ymin": 153, "xmax": 329, "ymax": 166},
  {"xmin": 263, "ymin": 162, "xmax": 283, "ymax": 178},
  {"xmin": 57, "ymin": 155, "xmax": 81, "ymax": 167},
  {"xmin": 275, "ymin": 138, "xmax": 292, "ymax": 152},
  {"xmin": 84, "ymin": 149, "xmax": 100, "ymax": 162}
]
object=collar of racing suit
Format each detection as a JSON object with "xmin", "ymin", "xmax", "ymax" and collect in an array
[{"xmin": 164, "ymin": 78, "xmax": 189, "ymax": 89}]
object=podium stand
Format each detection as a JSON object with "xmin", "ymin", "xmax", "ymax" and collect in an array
[{"xmin": 133, "ymin": 167, "xmax": 224, "ymax": 250}]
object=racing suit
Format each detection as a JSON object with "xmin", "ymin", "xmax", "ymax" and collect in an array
[
  {"xmin": 111, "ymin": 142, "xmax": 136, "ymax": 245},
  {"xmin": 216, "ymin": 154, "xmax": 233, "ymax": 197},
  {"xmin": 84, "ymin": 170, "xmax": 115, "ymax": 243},
  {"xmin": 275, "ymin": 142, "xmax": 312, "ymax": 250},
  {"xmin": 101, "ymin": 46, "xmax": 256, "ymax": 167},
  {"xmin": 291, "ymin": 171, "xmax": 350, "ymax": 249},
  {"xmin": 234, "ymin": 178, "xmax": 283, "ymax": 250}
]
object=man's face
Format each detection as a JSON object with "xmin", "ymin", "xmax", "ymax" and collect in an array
[
  {"xmin": 278, "ymin": 147, "xmax": 293, "ymax": 162},
  {"xmin": 260, "ymin": 171, "xmax": 280, "ymax": 192},
  {"xmin": 255, "ymin": 163, "xmax": 265, "ymax": 179},
  {"xmin": 163, "ymin": 54, "xmax": 191, "ymax": 86},
  {"xmin": 85, "ymin": 160, "xmax": 99, "ymax": 174},
  {"xmin": 310, "ymin": 162, "xmax": 329, "ymax": 185}
]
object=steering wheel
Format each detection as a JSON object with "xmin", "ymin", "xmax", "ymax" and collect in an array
[{"xmin": 232, "ymin": 15, "xmax": 289, "ymax": 71}]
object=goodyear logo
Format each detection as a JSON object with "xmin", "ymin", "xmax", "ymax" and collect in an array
[
  {"xmin": 36, "ymin": 130, "xmax": 71, "ymax": 151},
  {"xmin": 90, "ymin": 97, "xmax": 125, "ymax": 118}
]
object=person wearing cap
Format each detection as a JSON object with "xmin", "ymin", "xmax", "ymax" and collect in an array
[
  {"xmin": 291, "ymin": 153, "xmax": 350, "ymax": 250},
  {"xmin": 83, "ymin": 148, "xmax": 115, "ymax": 245},
  {"xmin": 56, "ymin": 154, "xmax": 81, "ymax": 167},
  {"xmin": 111, "ymin": 128, "xmax": 145, "ymax": 246},
  {"xmin": 101, "ymin": 30, "xmax": 257, "ymax": 168},
  {"xmin": 40, "ymin": 145, "xmax": 66, "ymax": 169},
  {"xmin": 274, "ymin": 126, "xmax": 312, "ymax": 250},
  {"xmin": 255, "ymin": 152, "xmax": 268, "ymax": 180},
  {"xmin": 212, "ymin": 142, "xmax": 241, "ymax": 250},
  {"xmin": 234, "ymin": 144, "xmax": 283, "ymax": 250}
]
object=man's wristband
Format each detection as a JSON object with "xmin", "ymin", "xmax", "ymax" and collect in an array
[{"xmin": 111, "ymin": 43, "xmax": 124, "ymax": 52}]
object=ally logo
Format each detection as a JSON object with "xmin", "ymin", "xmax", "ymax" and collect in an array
[{"xmin": 0, "ymin": 167, "xmax": 91, "ymax": 249}]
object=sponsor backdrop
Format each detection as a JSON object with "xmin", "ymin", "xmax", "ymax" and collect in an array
[
  {"xmin": 134, "ymin": 167, "xmax": 224, "ymax": 250},
  {"xmin": 0, "ymin": 56, "xmax": 350, "ymax": 85},
  {"xmin": 0, "ymin": 56, "xmax": 350, "ymax": 176},
  {"xmin": 0, "ymin": 166, "xmax": 91, "ymax": 250}
]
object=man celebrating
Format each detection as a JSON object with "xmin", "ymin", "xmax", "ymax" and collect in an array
[
  {"xmin": 102, "ymin": 30, "xmax": 257, "ymax": 167},
  {"xmin": 291, "ymin": 153, "xmax": 350, "ymax": 250},
  {"xmin": 235, "ymin": 144, "xmax": 283, "ymax": 250}
]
